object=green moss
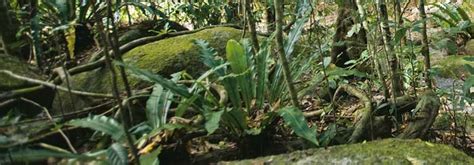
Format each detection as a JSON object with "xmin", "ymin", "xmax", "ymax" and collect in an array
[
  {"xmin": 223, "ymin": 138, "xmax": 474, "ymax": 164},
  {"xmin": 73, "ymin": 27, "xmax": 242, "ymax": 93},
  {"xmin": 0, "ymin": 55, "xmax": 43, "ymax": 91},
  {"xmin": 52, "ymin": 27, "xmax": 243, "ymax": 113},
  {"xmin": 432, "ymin": 55, "xmax": 474, "ymax": 78},
  {"xmin": 466, "ymin": 39, "xmax": 474, "ymax": 55}
]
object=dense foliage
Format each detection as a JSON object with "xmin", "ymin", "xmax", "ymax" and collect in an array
[{"xmin": 0, "ymin": 0, "xmax": 473, "ymax": 164}]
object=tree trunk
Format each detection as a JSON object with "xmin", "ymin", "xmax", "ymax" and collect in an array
[
  {"xmin": 274, "ymin": 0, "xmax": 299, "ymax": 108},
  {"xmin": 377, "ymin": 0, "xmax": 402, "ymax": 97},
  {"xmin": 419, "ymin": 0, "xmax": 432, "ymax": 89},
  {"xmin": 244, "ymin": 0, "xmax": 260, "ymax": 53},
  {"xmin": 330, "ymin": 0, "xmax": 367, "ymax": 68}
]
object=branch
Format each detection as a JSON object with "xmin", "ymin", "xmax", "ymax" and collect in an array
[
  {"xmin": 19, "ymin": 98, "xmax": 77, "ymax": 153},
  {"xmin": 0, "ymin": 70, "xmax": 113, "ymax": 98}
]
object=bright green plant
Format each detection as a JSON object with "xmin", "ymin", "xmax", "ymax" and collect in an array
[{"xmin": 431, "ymin": 2, "xmax": 473, "ymax": 38}]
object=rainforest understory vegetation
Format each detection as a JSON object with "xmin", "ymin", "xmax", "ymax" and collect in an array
[{"xmin": 0, "ymin": 0, "xmax": 473, "ymax": 164}]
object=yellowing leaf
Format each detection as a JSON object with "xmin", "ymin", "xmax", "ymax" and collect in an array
[
  {"xmin": 425, "ymin": 142, "xmax": 434, "ymax": 147},
  {"xmin": 65, "ymin": 26, "xmax": 76, "ymax": 59}
]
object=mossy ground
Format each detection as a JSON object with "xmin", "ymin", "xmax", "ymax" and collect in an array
[
  {"xmin": 222, "ymin": 138, "xmax": 474, "ymax": 164},
  {"xmin": 432, "ymin": 55, "xmax": 474, "ymax": 79},
  {"xmin": 465, "ymin": 39, "xmax": 474, "ymax": 55}
]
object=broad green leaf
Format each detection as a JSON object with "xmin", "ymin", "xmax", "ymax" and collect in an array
[
  {"xmin": 107, "ymin": 143, "xmax": 128, "ymax": 165},
  {"xmin": 68, "ymin": 115, "xmax": 125, "ymax": 142},
  {"xmin": 278, "ymin": 107, "xmax": 319, "ymax": 146},
  {"xmin": 226, "ymin": 39, "xmax": 248, "ymax": 75},
  {"xmin": 204, "ymin": 110, "xmax": 225, "ymax": 135},
  {"xmin": 226, "ymin": 39, "xmax": 252, "ymax": 109}
]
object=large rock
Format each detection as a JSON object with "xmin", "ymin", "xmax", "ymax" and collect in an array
[
  {"xmin": 118, "ymin": 20, "xmax": 188, "ymax": 46},
  {"xmin": 0, "ymin": 55, "xmax": 53, "ymax": 116},
  {"xmin": 432, "ymin": 55, "xmax": 474, "ymax": 79},
  {"xmin": 0, "ymin": 55, "xmax": 43, "ymax": 91},
  {"xmin": 222, "ymin": 139, "xmax": 473, "ymax": 164},
  {"xmin": 52, "ymin": 27, "xmax": 243, "ymax": 113},
  {"xmin": 465, "ymin": 39, "xmax": 474, "ymax": 55}
]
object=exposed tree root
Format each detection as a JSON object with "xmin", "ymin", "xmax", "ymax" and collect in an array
[
  {"xmin": 333, "ymin": 84, "xmax": 373, "ymax": 143},
  {"xmin": 332, "ymin": 84, "xmax": 440, "ymax": 143},
  {"xmin": 398, "ymin": 91, "xmax": 440, "ymax": 139}
]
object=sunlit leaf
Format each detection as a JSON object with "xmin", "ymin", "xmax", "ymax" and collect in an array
[{"xmin": 65, "ymin": 25, "xmax": 76, "ymax": 59}]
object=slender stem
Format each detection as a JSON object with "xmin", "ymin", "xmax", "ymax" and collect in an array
[
  {"xmin": 356, "ymin": 0, "xmax": 389, "ymax": 99},
  {"xmin": 419, "ymin": 0, "xmax": 432, "ymax": 89},
  {"xmin": 20, "ymin": 98, "xmax": 77, "ymax": 154},
  {"xmin": 274, "ymin": 0, "xmax": 299, "ymax": 108},
  {"xmin": 245, "ymin": 0, "xmax": 260, "ymax": 54},
  {"xmin": 106, "ymin": 0, "xmax": 135, "ymax": 125},
  {"xmin": 100, "ymin": 11, "xmax": 140, "ymax": 164},
  {"xmin": 377, "ymin": 0, "xmax": 402, "ymax": 97}
]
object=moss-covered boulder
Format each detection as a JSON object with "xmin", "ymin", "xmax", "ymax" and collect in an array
[
  {"xmin": 0, "ymin": 55, "xmax": 44, "ymax": 91},
  {"xmin": 432, "ymin": 55, "xmax": 474, "ymax": 78},
  {"xmin": 52, "ymin": 27, "xmax": 243, "ymax": 113},
  {"xmin": 118, "ymin": 20, "xmax": 188, "ymax": 46},
  {"xmin": 0, "ymin": 55, "xmax": 53, "ymax": 115},
  {"xmin": 465, "ymin": 39, "xmax": 474, "ymax": 55},
  {"xmin": 222, "ymin": 139, "xmax": 473, "ymax": 164}
]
